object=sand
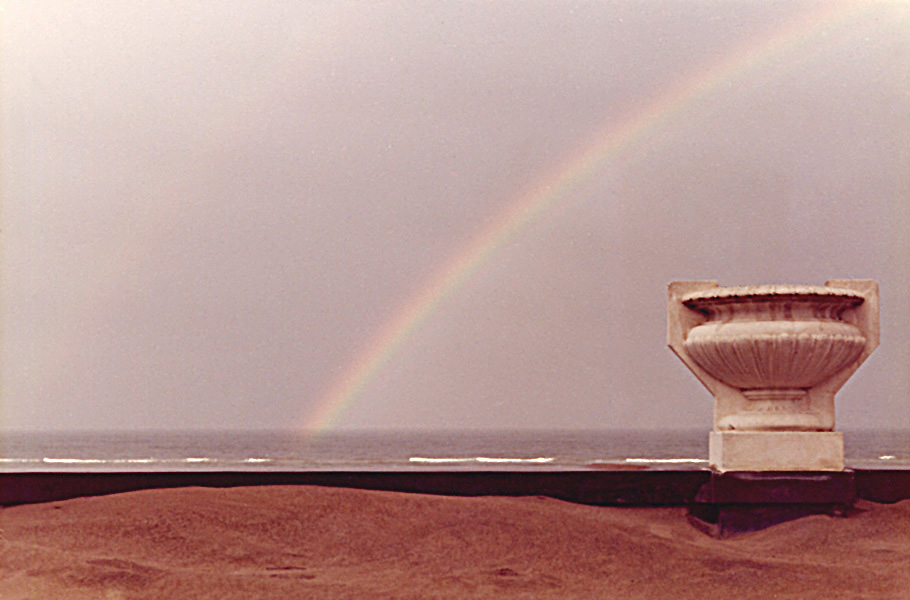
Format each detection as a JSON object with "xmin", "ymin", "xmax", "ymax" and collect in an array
[{"xmin": 1, "ymin": 485, "xmax": 908, "ymax": 599}]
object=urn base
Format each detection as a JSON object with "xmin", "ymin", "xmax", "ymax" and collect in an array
[{"xmin": 709, "ymin": 431, "xmax": 844, "ymax": 472}]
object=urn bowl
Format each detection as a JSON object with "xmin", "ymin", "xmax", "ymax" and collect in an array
[{"xmin": 681, "ymin": 285, "xmax": 866, "ymax": 396}]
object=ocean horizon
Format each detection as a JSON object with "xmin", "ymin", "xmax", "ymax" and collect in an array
[{"xmin": 2, "ymin": 428, "xmax": 907, "ymax": 473}]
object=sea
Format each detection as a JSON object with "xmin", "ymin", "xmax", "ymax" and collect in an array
[{"xmin": 1, "ymin": 429, "xmax": 908, "ymax": 473}]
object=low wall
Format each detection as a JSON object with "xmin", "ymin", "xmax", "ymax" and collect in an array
[{"xmin": 2, "ymin": 469, "xmax": 909, "ymax": 507}]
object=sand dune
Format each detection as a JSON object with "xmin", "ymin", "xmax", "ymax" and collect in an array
[{"xmin": 2, "ymin": 485, "xmax": 908, "ymax": 599}]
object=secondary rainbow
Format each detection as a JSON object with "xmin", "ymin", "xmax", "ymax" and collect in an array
[{"xmin": 302, "ymin": 1, "xmax": 878, "ymax": 432}]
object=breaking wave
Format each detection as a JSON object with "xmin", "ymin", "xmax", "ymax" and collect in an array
[{"xmin": 409, "ymin": 457, "xmax": 555, "ymax": 464}]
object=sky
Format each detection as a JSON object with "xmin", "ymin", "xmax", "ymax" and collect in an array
[{"xmin": 1, "ymin": 0, "xmax": 908, "ymax": 432}]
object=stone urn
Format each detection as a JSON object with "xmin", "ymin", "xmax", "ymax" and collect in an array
[{"xmin": 668, "ymin": 280, "xmax": 879, "ymax": 471}]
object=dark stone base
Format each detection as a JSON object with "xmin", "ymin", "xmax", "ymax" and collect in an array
[{"xmin": 687, "ymin": 470, "xmax": 856, "ymax": 538}]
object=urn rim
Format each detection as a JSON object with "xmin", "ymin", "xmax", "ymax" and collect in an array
[{"xmin": 682, "ymin": 284, "xmax": 864, "ymax": 309}]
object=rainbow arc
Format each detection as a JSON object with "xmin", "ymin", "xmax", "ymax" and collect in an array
[{"xmin": 302, "ymin": 1, "xmax": 880, "ymax": 432}]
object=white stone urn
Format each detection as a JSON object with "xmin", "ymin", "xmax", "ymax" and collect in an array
[{"xmin": 668, "ymin": 280, "xmax": 879, "ymax": 471}]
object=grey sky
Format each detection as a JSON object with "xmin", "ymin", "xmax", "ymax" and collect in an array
[{"xmin": 2, "ymin": 1, "xmax": 908, "ymax": 432}]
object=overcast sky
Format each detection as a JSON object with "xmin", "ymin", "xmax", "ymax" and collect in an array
[{"xmin": 2, "ymin": 1, "xmax": 908, "ymax": 432}]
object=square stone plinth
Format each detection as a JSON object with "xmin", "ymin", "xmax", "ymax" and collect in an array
[{"xmin": 709, "ymin": 431, "xmax": 844, "ymax": 472}]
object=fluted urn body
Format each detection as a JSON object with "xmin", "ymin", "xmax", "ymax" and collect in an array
[{"xmin": 682, "ymin": 285, "xmax": 865, "ymax": 428}]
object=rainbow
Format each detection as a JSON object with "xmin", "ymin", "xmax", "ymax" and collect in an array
[{"xmin": 302, "ymin": 1, "xmax": 880, "ymax": 432}]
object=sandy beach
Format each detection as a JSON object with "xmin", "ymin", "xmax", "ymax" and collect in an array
[{"xmin": 1, "ymin": 485, "xmax": 908, "ymax": 599}]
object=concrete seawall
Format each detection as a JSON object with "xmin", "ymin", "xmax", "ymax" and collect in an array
[{"xmin": 2, "ymin": 469, "xmax": 909, "ymax": 507}]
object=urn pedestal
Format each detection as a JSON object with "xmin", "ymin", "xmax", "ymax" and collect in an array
[{"xmin": 668, "ymin": 280, "xmax": 879, "ymax": 472}]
